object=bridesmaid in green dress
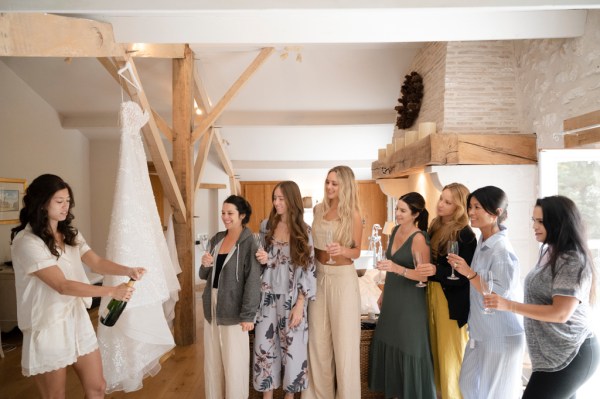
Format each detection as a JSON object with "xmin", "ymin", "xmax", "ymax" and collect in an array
[{"xmin": 368, "ymin": 192, "xmax": 436, "ymax": 398}]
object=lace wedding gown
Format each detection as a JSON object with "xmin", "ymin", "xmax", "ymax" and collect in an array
[{"xmin": 97, "ymin": 101, "xmax": 180, "ymax": 393}]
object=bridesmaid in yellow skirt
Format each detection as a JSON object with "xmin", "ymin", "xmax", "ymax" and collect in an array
[{"xmin": 418, "ymin": 183, "xmax": 477, "ymax": 399}]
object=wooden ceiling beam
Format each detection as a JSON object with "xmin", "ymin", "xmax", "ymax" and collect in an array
[
  {"xmin": 193, "ymin": 65, "xmax": 212, "ymax": 117},
  {"xmin": 152, "ymin": 110, "xmax": 174, "ymax": 141},
  {"xmin": 0, "ymin": 13, "xmax": 125, "ymax": 57},
  {"xmin": 97, "ymin": 56, "xmax": 187, "ymax": 223},
  {"xmin": 193, "ymin": 129, "xmax": 214, "ymax": 192},
  {"xmin": 0, "ymin": 13, "xmax": 184, "ymax": 58},
  {"xmin": 212, "ymin": 128, "xmax": 239, "ymax": 194},
  {"xmin": 191, "ymin": 47, "xmax": 274, "ymax": 142},
  {"xmin": 172, "ymin": 45, "xmax": 196, "ymax": 345},
  {"xmin": 124, "ymin": 43, "xmax": 185, "ymax": 58}
]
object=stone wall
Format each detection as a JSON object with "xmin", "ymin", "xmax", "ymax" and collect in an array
[
  {"xmin": 401, "ymin": 9, "xmax": 600, "ymax": 147},
  {"xmin": 514, "ymin": 10, "xmax": 600, "ymax": 149},
  {"xmin": 407, "ymin": 42, "xmax": 446, "ymax": 132},
  {"xmin": 444, "ymin": 41, "xmax": 521, "ymax": 134}
]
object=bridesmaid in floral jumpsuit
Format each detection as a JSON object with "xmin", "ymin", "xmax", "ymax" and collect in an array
[{"xmin": 253, "ymin": 181, "xmax": 317, "ymax": 399}]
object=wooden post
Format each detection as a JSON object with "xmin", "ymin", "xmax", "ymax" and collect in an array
[{"xmin": 172, "ymin": 45, "xmax": 196, "ymax": 345}]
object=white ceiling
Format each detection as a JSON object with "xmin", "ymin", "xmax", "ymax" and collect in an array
[{"xmin": 1, "ymin": 1, "xmax": 597, "ymax": 181}]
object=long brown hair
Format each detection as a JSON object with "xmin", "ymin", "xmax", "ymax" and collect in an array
[
  {"xmin": 10, "ymin": 174, "xmax": 78, "ymax": 258},
  {"xmin": 265, "ymin": 181, "xmax": 311, "ymax": 270},
  {"xmin": 428, "ymin": 183, "xmax": 470, "ymax": 263}
]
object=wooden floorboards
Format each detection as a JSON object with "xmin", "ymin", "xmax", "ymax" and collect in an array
[{"xmin": 0, "ymin": 290, "xmax": 205, "ymax": 399}]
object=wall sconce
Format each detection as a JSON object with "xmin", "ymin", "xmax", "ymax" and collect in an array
[{"xmin": 302, "ymin": 196, "xmax": 313, "ymax": 209}]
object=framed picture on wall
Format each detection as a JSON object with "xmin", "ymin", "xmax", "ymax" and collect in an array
[{"xmin": 0, "ymin": 178, "xmax": 26, "ymax": 225}]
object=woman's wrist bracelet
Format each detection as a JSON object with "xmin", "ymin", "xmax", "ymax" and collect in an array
[{"xmin": 467, "ymin": 271, "xmax": 478, "ymax": 280}]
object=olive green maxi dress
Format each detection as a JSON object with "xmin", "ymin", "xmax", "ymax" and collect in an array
[{"xmin": 368, "ymin": 228, "xmax": 436, "ymax": 398}]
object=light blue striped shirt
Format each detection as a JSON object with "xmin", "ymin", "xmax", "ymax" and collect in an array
[{"xmin": 467, "ymin": 226, "xmax": 524, "ymax": 340}]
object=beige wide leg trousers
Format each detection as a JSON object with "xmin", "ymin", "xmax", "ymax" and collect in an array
[
  {"xmin": 302, "ymin": 262, "xmax": 361, "ymax": 399},
  {"xmin": 204, "ymin": 288, "xmax": 250, "ymax": 399}
]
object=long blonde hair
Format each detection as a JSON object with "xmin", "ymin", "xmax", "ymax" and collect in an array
[
  {"xmin": 428, "ymin": 183, "xmax": 470, "ymax": 262},
  {"xmin": 320, "ymin": 165, "xmax": 361, "ymax": 248}
]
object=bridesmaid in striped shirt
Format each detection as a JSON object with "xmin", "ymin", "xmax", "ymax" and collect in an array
[{"xmin": 449, "ymin": 186, "xmax": 525, "ymax": 399}]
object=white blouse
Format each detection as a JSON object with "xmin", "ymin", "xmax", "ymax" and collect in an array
[{"xmin": 11, "ymin": 225, "xmax": 91, "ymax": 331}]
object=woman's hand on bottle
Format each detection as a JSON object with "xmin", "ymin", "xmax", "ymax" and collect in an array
[
  {"xmin": 255, "ymin": 248, "xmax": 268, "ymax": 264},
  {"xmin": 447, "ymin": 254, "xmax": 472, "ymax": 277},
  {"xmin": 201, "ymin": 252, "xmax": 214, "ymax": 267},
  {"xmin": 417, "ymin": 262, "xmax": 436, "ymax": 277},
  {"xmin": 112, "ymin": 283, "xmax": 135, "ymax": 301},
  {"xmin": 128, "ymin": 267, "xmax": 146, "ymax": 281},
  {"xmin": 240, "ymin": 321, "xmax": 254, "ymax": 332}
]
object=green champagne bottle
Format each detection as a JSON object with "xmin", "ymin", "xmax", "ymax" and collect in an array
[{"xmin": 99, "ymin": 278, "xmax": 136, "ymax": 327}]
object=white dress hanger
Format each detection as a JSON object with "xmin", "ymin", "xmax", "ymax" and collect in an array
[{"xmin": 117, "ymin": 61, "xmax": 142, "ymax": 92}]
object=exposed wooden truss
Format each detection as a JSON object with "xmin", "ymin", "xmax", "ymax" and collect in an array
[
  {"xmin": 191, "ymin": 47, "xmax": 274, "ymax": 142},
  {"xmin": 0, "ymin": 13, "xmax": 184, "ymax": 58},
  {"xmin": 2, "ymin": 12, "xmax": 277, "ymax": 345}
]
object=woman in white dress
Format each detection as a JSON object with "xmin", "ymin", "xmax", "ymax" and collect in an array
[{"xmin": 10, "ymin": 174, "xmax": 145, "ymax": 399}]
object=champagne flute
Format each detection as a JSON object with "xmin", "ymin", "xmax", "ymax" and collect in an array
[
  {"xmin": 414, "ymin": 251, "xmax": 427, "ymax": 288},
  {"xmin": 199, "ymin": 234, "xmax": 213, "ymax": 267},
  {"xmin": 199, "ymin": 234, "xmax": 210, "ymax": 254},
  {"xmin": 481, "ymin": 271, "xmax": 495, "ymax": 314},
  {"xmin": 375, "ymin": 249, "xmax": 387, "ymax": 287},
  {"xmin": 253, "ymin": 232, "xmax": 264, "ymax": 251},
  {"xmin": 447, "ymin": 240, "xmax": 460, "ymax": 280},
  {"xmin": 326, "ymin": 227, "xmax": 336, "ymax": 264}
]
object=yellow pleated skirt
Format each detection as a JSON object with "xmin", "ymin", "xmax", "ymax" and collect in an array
[{"xmin": 427, "ymin": 281, "xmax": 469, "ymax": 399}]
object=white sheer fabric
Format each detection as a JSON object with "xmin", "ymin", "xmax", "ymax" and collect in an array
[
  {"xmin": 164, "ymin": 215, "xmax": 183, "ymax": 329},
  {"xmin": 97, "ymin": 101, "xmax": 179, "ymax": 393}
]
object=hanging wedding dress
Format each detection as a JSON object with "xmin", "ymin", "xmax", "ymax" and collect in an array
[{"xmin": 97, "ymin": 101, "xmax": 180, "ymax": 393}]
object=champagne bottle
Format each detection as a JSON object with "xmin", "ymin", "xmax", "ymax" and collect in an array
[{"xmin": 99, "ymin": 278, "xmax": 135, "ymax": 327}]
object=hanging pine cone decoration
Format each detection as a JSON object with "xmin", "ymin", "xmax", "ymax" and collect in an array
[{"xmin": 394, "ymin": 71, "xmax": 424, "ymax": 129}]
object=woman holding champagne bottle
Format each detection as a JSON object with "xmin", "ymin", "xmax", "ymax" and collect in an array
[
  {"xmin": 449, "ymin": 185, "xmax": 525, "ymax": 399},
  {"xmin": 10, "ymin": 174, "xmax": 145, "ymax": 399},
  {"xmin": 369, "ymin": 192, "xmax": 436, "ymax": 398}
]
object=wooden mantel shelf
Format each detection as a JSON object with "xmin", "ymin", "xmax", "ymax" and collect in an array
[{"xmin": 372, "ymin": 133, "xmax": 537, "ymax": 179}]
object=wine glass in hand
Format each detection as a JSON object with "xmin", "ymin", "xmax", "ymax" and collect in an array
[
  {"xmin": 326, "ymin": 228, "xmax": 336, "ymax": 264},
  {"xmin": 199, "ymin": 234, "xmax": 210, "ymax": 254},
  {"xmin": 199, "ymin": 234, "xmax": 213, "ymax": 267},
  {"xmin": 253, "ymin": 232, "xmax": 264, "ymax": 251},
  {"xmin": 481, "ymin": 271, "xmax": 495, "ymax": 314},
  {"xmin": 414, "ymin": 251, "xmax": 427, "ymax": 288},
  {"xmin": 447, "ymin": 240, "xmax": 460, "ymax": 280},
  {"xmin": 375, "ymin": 250, "xmax": 387, "ymax": 286}
]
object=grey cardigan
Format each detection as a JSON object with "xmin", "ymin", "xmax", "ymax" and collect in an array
[{"xmin": 199, "ymin": 227, "xmax": 261, "ymax": 325}]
